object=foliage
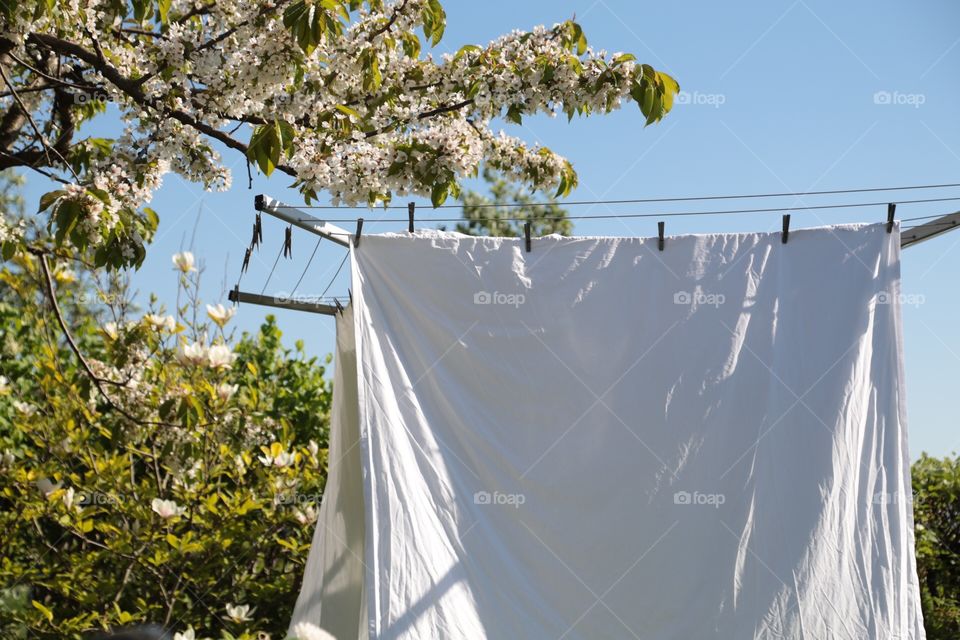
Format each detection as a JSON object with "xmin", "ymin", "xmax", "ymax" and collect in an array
[
  {"xmin": 0, "ymin": 0, "xmax": 678, "ymax": 269},
  {"xmin": 0, "ymin": 240, "xmax": 332, "ymax": 639},
  {"xmin": 913, "ymin": 453, "xmax": 960, "ymax": 639},
  {"xmin": 454, "ymin": 167, "xmax": 572, "ymax": 238}
]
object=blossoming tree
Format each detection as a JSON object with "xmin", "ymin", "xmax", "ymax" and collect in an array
[{"xmin": 0, "ymin": 0, "xmax": 678, "ymax": 269}]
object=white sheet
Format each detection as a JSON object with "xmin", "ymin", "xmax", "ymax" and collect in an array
[{"xmin": 291, "ymin": 223, "xmax": 924, "ymax": 639}]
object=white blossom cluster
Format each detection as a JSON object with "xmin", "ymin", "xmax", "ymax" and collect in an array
[{"xmin": 3, "ymin": 0, "xmax": 676, "ymax": 262}]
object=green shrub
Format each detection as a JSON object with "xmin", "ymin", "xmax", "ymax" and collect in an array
[{"xmin": 0, "ymin": 247, "xmax": 331, "ymax": 639}]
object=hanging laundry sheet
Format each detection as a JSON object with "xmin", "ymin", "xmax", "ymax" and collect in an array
[{"xmin": 290, "ymin": 223, "xmax": 924, "ymax": 640}]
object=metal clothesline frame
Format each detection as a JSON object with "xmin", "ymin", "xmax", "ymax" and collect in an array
[{"xmin": 227, "ymin": 195, "xmax": 960, "ymax": 317}]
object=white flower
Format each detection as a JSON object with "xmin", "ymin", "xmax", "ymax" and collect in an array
[
  {"xmin": 173, "ymin": 628, "xmax": 195, "ymax": 640},
  {"xmin": 0, "ymin": 450, "xmax": 13, "ymax": 467},
  {"xmin": 0, "ymin": 375, "xmax": 9, "ymax": 395},
  {"xmin": 12, "ymin": 400, "xmax": 35, "ymax": 416},
  {"xmin": 206, "ymin": 303, "xmax": 236, "ymax": 327},
  {"xmin": 102, "ymin": 322, "xmax": 119, "ymax": 340},
  {"xmin": 207, "ymin": 344, "xmax": 236, "ymax": 369},
  {"xmin": 144, "ymin": 313, "xmax": 177, "ymax": 332},
  {"xmin": 258, "ymin": 445, "xmax": 295, "ymax": 468},
  {"xmin": 215, "ymin": 383, "xmax": 239, "ymax": 401},
  {"xmin": 36, "ymin": 477, "xmax": 61, "ymax": 495},
  {"xmin": 180, "ymin": 341, "xmax": 208, "ymax": 365},
  {"xmin": 307, "ymin": 440, "xmax": 319, "ymax": 458},
  {"xmin": 225, "ymin": 603, "xmax": 254, "ymax": 623},
  {"xmin": 294, "ymin": 505, "xmax": 318, "ymax": 525},
  {"xmin": 290, "ymin": 622, "xmax": 337, "ymax": 640},
  {"xmin": 62, "ymin": 487, "xmax": 76, "ymax": 510},
  {"xmin": 151, "ymin": 498, "xmax": 186, "ymax": 519},
  {"xmin": 172, "ymin": 251, "xmax": 196, "ymax": 273}
]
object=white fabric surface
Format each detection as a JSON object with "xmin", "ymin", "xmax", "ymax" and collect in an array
[{"xmin": 291, "ymin": 223, "xmax": 924, "ymax": 640}]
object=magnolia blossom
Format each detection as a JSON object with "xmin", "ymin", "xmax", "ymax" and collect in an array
[
  {"xmin": 102, "ymin": 322, "xmax": 119, "ymax": 340},
  {"xmin": 0, "ymin": 375, "xmax": 9, "ymax": 395},
  {"xmin": 215, "ymin": 383, "xmax": 239, "ymax": 401},
  {"xmin": 144, "ymin": 313, "xmax": 177, "ymax": 332},
  {"xmin": 12, "ymin": 400, "xmax": 35, "ymax": 416},
  {"xmin": 307, "ymin": 440, "xmax": 320, "ymax": 458},
  {"xmin": 172, "ymin": 251, "xmax": 196, "ymax": 273},
  {"xmin": 290, "ymin": 622, "xmax": 337, "ymax": 640},
  {"xmin": 207, "ymin": 344, "xmax": 237, "ymax": 369},
  {"xmin": 36, "ymin": 477, "xmax": 61, "ymax": 495},
  {"xmin": 180, "ymin": 342, "xmax": 208, "ymax": 365},
  {"xmin": 62, "ymin": 487, "xmax": 78, "ymax": 510},
  {"xmin": 225, "ymin": 603, "xmax": 254, "ymax": 623},
  {"xmin": 206, "ymin": 304, "xmax": 236, "ymax": 327},
  {"xmin": 259, "ymin": 445, "xmax": 296, "ymax": 468},
  {"xmin": 295, "ymin": 504, "xmax": 318, "ymax": 525},
  {"xmin": 151, "ymin": 498, "xmax": 186, "ymax": 519}
]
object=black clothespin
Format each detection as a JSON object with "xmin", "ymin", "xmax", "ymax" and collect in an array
[
  {"xmin": 408, "ymin": 202, "xmax": 415, "ymax": 233},
  {"xmin": 241, "ymin": 247, "xmax": 251, "ymax": 274},
  {"xmin": 782, "ymin": 214, "xmax": 791, "ymax": 244},
  {"xmin": 524, "ymin": 221, "xmax": 532, "ymax": 253},
  {"xmin": 255, "ymin": 212, "xmax": 263, "ymax": 244},
  {"xmin": 231, "ymin": 283, "xmax": 240, "ymax": 306},
  {"xmin": 283, "ymin": 225, "xmax": 292, "ymax": 258},
  {"xmin": 355, "ymin": 218, "xmax": 364, "ymax": 248},
  {"xmin": 348, "ymin": 289, "xmax": 353, "ymax": 305},
  {"xmin": 657, "ymin": 221, "xmax": 665, "ymax": 251},
  {"xmin": 250, "ymin": 221, "xmax": 259, "ymax": 251},
  {"xmin": 887, "ymin": 203, "xmax": 896, "ymax": 233},
  {"xmin": 334, "ymin": 298, "xmax": 344, "ymax": 315}
]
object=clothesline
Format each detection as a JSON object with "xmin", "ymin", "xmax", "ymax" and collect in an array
[
  {"xmin": 290, "ymin": 181, "xmax": 960, "ymax": 210},
  {"xmin": 305, "ymin": 195, "xmax": 960, "ymax": 224}
]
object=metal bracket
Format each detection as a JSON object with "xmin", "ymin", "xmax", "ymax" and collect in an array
[
  {"xmin": 228, "ymin": 288, "xmax": 341, "ymax": 316},
  {"xmin": 255, "ymin": 194, "xmax": 352, "ymax": 248},
  {"xmin": 901, "ymin": 210, "xmax": 960, "ymax": 249}
]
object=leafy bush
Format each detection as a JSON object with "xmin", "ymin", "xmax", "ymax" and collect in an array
[
  {"xmin": 913, "ymin": 453, "xmax": 960, "ymax": 638},
  {"xmin": 0, "ymin": 245, "xmax": 332, "ymax": 639}
]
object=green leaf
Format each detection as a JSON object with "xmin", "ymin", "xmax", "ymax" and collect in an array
[
  {"xmin": 38, "ymin": 190, "xmax": 66, "ymax": 212},
  {"xmin": 32, "ymin": 600, "xmax": 54, "ymax": 623},
  {"xmin": 505, "ymin": 104, "xmax": 523, "ymax": 125},
  {"xmin": 431, "ymin": 181, "xmax": 449, "ymax": 207},
  {"xmin": 425, "ymin": 0, "xmax": 445, "ymax": 46},
  {"xmin": 157, "ymin": 0, "xmax": 170, "ymax": 24},
  {"xmin": 455, "ymin": 44, "xmax": 481, "ymax": 61},
  {"xmin": 335, "ymin": 104, "xmax": 361, "ymax": 119}
]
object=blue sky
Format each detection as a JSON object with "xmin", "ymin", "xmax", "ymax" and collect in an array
[{"xmin": 19, "ymin": 0, "xmax": 960, "ymax": 457}]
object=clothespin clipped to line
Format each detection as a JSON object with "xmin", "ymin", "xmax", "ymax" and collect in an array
[
  {"xmin": 255, "ymin": 212, "xmax": 263, "ymax": 245},
  {"xmin": 241, "ymin": 247, "xmax": 251, "ymax": 274},
  {"xmin": 334, "ymin": 297, "xmax": 344, "ymax": 315},
  {"xmin": 250, "ymin": 220, "xmax": 259, "ymax": 251},
  {"xmin": 782, "ymin": 214, "xmax": 791, "ymax": 244},
  {"xmin": 283, "ymin": 225, "xmax": 293, "ymax": 258},
  {"xmin": 887, "ymin": 203, "xmax": 896, "ymax": 233},
  {"xmin": 524, "ymin": 221, "xmax": 532, "ymax": 253},
  {"xmin": 408, "ymin": 202, "xmax": 415, "ymax": 233},
  {"xmin": 658, "ymin": 221, "xmax": 665, "ymax": 251},
  {"xmin": 355, "ymin": 218, "xmax": 364, "ymax": 248}
]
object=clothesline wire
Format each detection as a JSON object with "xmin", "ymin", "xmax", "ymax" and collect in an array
[
  {"xmin": 303, "ymin": 195, "xmax": 960, "ymax": 225},
  {"xmin": 292, "ymin": 181, "xmax": 960, "ymax": 210},
  {"xmin": 260, "ymin": 242, "xmax": 285, "ymax": 295},
  {"xmin": 318, "ymin": 252, "xmax": 349, "ymax": 300},
  {"xmin": 290, "ymin": 237, "xmax": 322, "ymax": 298}
]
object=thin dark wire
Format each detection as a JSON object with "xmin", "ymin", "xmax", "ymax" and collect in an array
[
  {"xmin": 292, "ymin": 181, "xmax": 960, "ymax": 210},
  {"xmin": 900, "ymin": 212, "xmax": 960, "ymax": 222},
  {"xmin": 260, "ymin": 243, "xmax": 285, "ymax": 294},
  {"xmin": 290, "ymin": 237, "xmax": 322, "ymax": 297},
  {"xmin": 306, "ymin": 196, "xmax": 960, "ymax": 224},
  {"xmin": 902, "ymin": 220, "xmax": 960, "ymax": 230},
  {"xmin": 319, "ymin": 252, "xmax": 349, "ymax": 300}
]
